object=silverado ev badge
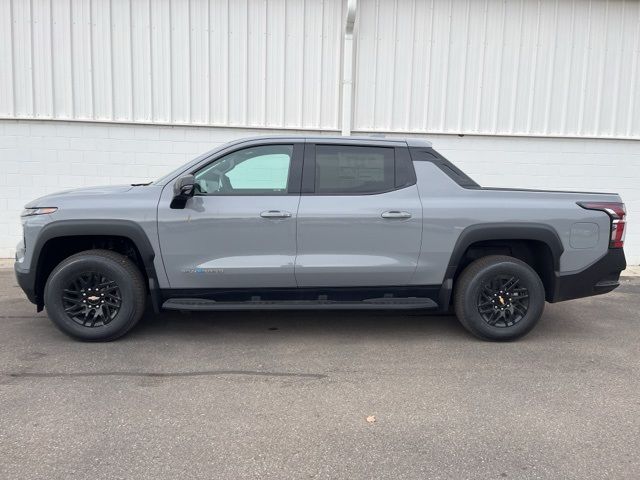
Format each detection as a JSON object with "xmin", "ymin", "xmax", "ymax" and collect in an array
[{"xmin": 183, "ymin": 267, "xmax": 225, "ymax": 274}]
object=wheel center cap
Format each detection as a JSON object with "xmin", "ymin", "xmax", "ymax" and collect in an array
[
  {"xmin": 87, "ymin": 295, "xmax": 100, "ymax": 302},
  {"xmin": 498, "ymin": 296, "xmax": 505, "ymax": 305}
]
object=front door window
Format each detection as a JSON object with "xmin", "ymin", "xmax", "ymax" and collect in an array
[{"xmin": 194, "ymin": 145, "xmax": 293, "ymax": 195}]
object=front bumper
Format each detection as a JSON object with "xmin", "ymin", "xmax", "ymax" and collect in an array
[
  {"xmin": 551, "ymin": 248, "xmax": 626, "ymax": 302},
  {"xmin": 15, "ymin": 262, "xmax": 38, "ymax": 305}
]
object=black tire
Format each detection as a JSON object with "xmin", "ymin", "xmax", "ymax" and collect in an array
[
  {"xmin": 44, "ymin": 249, "xmax": 146, "ymax": 341},
  {"xmin": 453, "ymin": 255, "xmax": 545, "ymax": 341}
]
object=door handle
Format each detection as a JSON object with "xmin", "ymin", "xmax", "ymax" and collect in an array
[
  {"xmin": 260, "ymin": 210, "xmax": 292, "ymax": 219},
  {"xmin": 381, "ymin": 210, "xmax": 412, "ymax": 219}
]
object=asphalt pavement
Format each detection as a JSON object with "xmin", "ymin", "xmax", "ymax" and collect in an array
[{"xmin": 1, "ymin": 268, "xmax": 639, "ymax": 479}]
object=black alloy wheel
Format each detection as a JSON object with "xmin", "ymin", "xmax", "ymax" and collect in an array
[
  {"xmin": 476, "ymin": 274, "xmax": 529, "ymax": 327},
  {"xmin": 44, "ymin": 249, "xmax": 146, "ymax": 341},
  {"xmin": 62, "ymin": 272, "xmax": 122, "ymax": 327},
  {"xmin": 454, "ymin": 255, "xmax": 545, "ymax": 341}
]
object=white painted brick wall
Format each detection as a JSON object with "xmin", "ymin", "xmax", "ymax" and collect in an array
[{"xmin": 1, "ymin": 120, "xmax": 639, "ymax": 264}]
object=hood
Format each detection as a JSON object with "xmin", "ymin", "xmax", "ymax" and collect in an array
[{"xmin": 24, "ymin": 185, "xmax": 136, "ymax": 208}]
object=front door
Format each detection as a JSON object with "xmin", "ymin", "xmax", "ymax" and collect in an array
[
  {"xmin": 158, "ymin": 143, "xmax": 303, "ymax": 289},
  {"xmin": 295, "ymin": 143, "xmax": 423, "ymax": 287}
]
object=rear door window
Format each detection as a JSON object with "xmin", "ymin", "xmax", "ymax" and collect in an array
[{"xmin": 314, "ymin": 145, "xmax": 395, "ymax": 194}]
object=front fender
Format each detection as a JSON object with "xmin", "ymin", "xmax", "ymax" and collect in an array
[{"xmin": 28, "ymin": 220, "xmax": 161, "ymax": 311}]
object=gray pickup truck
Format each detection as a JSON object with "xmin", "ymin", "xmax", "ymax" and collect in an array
[{"xmin": 15, "ymin": 136, "xmax": 627, "ymax": 341}]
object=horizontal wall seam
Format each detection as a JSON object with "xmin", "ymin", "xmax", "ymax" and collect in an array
[{"xmin": 1, "ymin": 117, "xmax": 639, "ymax": 142}]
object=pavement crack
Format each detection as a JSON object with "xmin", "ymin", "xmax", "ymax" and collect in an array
[{"xmin": 2, "ymin": 370, "xmax": 327, "ymax": 380}]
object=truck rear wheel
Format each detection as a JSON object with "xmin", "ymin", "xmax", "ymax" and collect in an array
[
  {"xmin": 453, "ymin": 255, "xmax": 545, "ymax": 341},
  {"xmin": 44, "ymin": 249, "xmax": 146, "ymax": 341}
]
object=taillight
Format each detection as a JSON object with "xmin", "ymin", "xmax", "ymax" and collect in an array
[{"xmin": 578, "ymin": 202, "xmax": 627, "ymax": 248}]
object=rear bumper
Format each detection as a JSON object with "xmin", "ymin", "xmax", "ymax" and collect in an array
[{"xmin": 551, "ymin": 248, "xmax": 626, "ymax": 302}]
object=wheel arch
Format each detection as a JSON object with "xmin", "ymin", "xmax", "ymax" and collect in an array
[
  {"xmin": 438, "ymin": 223, "xmax": 564, "ymax": 309},
  {"xmin": 31, "ymin": 220, "xmax": 161, "ymax": 312}
]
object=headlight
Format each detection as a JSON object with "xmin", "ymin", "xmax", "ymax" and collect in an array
[{"xmin": 21, "ymin": 207, "xmax": 58, "ymax": 217}]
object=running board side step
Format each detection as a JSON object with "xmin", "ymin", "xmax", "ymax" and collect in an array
[{"xmin": 162, "ymin": 297, "xmax": 439, "ymax": 311}]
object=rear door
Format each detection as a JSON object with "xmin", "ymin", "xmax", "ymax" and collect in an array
[
  {"xmin": 158, "ymin": 141, "xmax": 303, "ymax": 289},
  {"xmin": 294, "ymin": 142, "xmax": 423, "ymax": 287}
]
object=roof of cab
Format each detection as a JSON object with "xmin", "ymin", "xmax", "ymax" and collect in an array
[{"xmin": 226, "ymin": 134, "xmax": 432, "ymax": 148}]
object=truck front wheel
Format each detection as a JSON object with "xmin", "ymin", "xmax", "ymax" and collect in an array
[
  {"xmin": 453, "ymin": 255, "xmax": 545, "ymax": 341},
  {"xmin": 44, "ymin": 249, "xmax": 147, "ymax": 341}
]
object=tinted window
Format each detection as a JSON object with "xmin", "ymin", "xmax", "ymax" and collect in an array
[
  {"xmin": 314, "ymin": 145, "xmax": 395, "ymax": 194},
  {"xmin": 409, "ymin": 148, "xmax": 479, "ymax": 188},
  {"xmin": 194, "ymin": 145, "xmax": 293, "ymax": 195}
]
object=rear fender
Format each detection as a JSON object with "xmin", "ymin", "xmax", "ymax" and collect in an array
[{"xmin": 438, "ymin": 223, "xmax": 564, "ymax": 309}]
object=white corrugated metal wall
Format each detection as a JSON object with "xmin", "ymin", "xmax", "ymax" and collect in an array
[
  {"xmin": 0, "ymin": 0, "xmax": 639, "ymax": 262},
  {"xmin": 354, "ymin": 0, "xmax": 640, "ymax": 138},
  {"xmin": 2, "ymin": 0, "xmax": 639, "ymax": 138},
  {"xmin": 0, "ymin": 0, "xmax": 344, "ymax": 129}
]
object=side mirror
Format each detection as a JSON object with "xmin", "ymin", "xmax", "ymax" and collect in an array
[{"xmin": 170, "ymin": 174, "xmax": 196, "ymax": 209}]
